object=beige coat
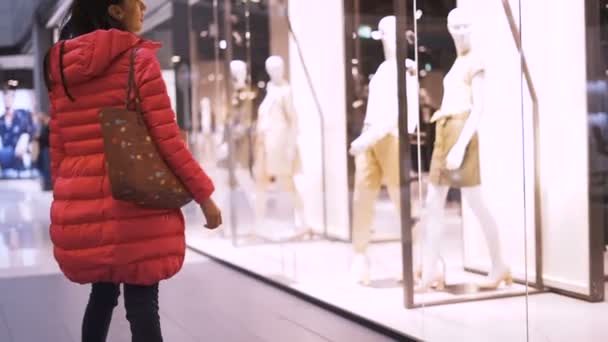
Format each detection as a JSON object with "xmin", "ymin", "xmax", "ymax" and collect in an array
[{"xmin": 255, "ymin": 83, "xmax": 301, "ymax": 177}]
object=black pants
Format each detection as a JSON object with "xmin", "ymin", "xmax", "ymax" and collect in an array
[{"xmin": 82, "ymin": 282, "xmax": 163, "ymax": 342}]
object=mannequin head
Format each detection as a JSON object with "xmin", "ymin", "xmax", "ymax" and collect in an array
[
  {"xmin": 447, "ymin": 8, "xmax": 473, "ymax": 55},
  {"xmin": 230, "ymin": 60, "xmax": 247, "ymax": 90},
  {"xmin": 379, "ymin": 16, "xmax": 397, "ymax": 61},
  {"xmin": 265, "ymin": 56, "xmax": 286, "ymax": 84}
]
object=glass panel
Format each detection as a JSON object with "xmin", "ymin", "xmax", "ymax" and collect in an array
[
  {"xmin": 186, "ymin": 0, "xmax": 414, "ymax": 329},
  {"xmin": 526, "ymin": 0, "xmax": 608, "ymax": 341},
  {"xmin": 146, "ymin": 0, "xmax": 608, "ymax": 339},
  {"xmin": 412, "ymin": 0, "xmax": 531, "ymax": 339},
  {"xmin": 182, "ymin": 0, "xmax": 580, "ymax": 340},
  {"xmin": 186, "ymin": 0, "xmax": 243, "ymax": 254}
]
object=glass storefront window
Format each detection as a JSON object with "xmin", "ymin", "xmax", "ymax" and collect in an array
[{"xmin": 134, "ymin": 0, "xmax": 608, "ymax": 340}]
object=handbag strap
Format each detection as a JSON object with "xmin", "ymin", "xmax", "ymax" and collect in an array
[
  {"xmin": 59, "ymin": 41, "xmax": 75, "ymax": 102},
  {"xmin": 125, "ymin": 48, "xmax": 141, "ymax": 112}
]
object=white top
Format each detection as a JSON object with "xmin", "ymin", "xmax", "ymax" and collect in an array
[
  {"xmin": 257, "ymin": 83, "xmax": 297, "ymax": 134},
  {"xmin": 433, "ymin": 52, "xmax": 484, "ymax": 121},
  {"xmin": 364, "ymin": 60, "xmax": 420, "ymax": 137}
]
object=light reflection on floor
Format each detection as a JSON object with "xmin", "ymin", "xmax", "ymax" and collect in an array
[{"xmin": 0, "ymin": 180, "xmax": 57, "ymax": 277}]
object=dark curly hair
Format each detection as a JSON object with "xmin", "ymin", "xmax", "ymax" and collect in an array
[
  {"xmin": 45, "ymin": 0, "xmax": 128, "ymax": 94},
  {"xmin": 59, "ymin": 0, "xmax": 126, "ymax": 40}
]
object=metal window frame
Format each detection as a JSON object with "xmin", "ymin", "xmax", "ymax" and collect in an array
[{"xmin": 396, "ymin": 0, "xmax": 545, "ymax": 308}]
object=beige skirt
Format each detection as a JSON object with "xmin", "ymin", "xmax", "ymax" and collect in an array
[
  {"xmin": 428, "ymin": 113, "xmax": 480, "ymax": 188},
  {"xmin": 253, "ymin": 134, "xmax": 302, "ymax": 180}
]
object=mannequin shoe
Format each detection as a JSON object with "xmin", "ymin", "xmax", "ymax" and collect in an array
[
  {"xmin": 350, "ymin": 253, "xmax": 371, "ymax": 286},
  {"xmin": 414, "ymin": 259, "xmax": 447, "ymax": 293},
  {"xmin": 414, "ymin": 270, "xmax": 446, "ymax": 293},
  {"xmin": 477, "ymin": 265, "xmax": 513, "ymax": 289}
]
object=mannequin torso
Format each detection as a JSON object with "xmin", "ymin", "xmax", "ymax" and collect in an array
[
  {"xmin": 433, "ymin": 51, "xmax": 483, "ymax": 121},
  {"xmin": 253, "ymin": 56, "xmax": 307, "ymax": 231},
  {"xmin": 256, "ymin": 57, "xmax": 300, "ymax": 177},
  {"xmin": 349, "ymin": 15, "xmax": 419, "ymax": 156}
]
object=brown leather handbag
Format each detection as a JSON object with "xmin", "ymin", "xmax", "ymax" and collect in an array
[{"xmin": 99, "ymin": 48, "xmax": 192, "ymax": 209}]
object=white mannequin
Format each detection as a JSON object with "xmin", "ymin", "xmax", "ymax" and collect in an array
[
  {"xmin": 230, "ymin": 60, "xmax": 247, "ymax": 91},
  {"xmin": 349, "ymin": 16, "xmax": 419, "ymax": 156},
  {"xmin": 198, "ymin": 97, "xmax": 216, "ymax": 163},
  {"xmin": 255, "ymin": 56, "xmax": 308, "ymax": 232},
  {"xmin": 348, "ymin": 16, "xmax": 419, "ymax": 285},
  {"xmin": 415, "ymin": 8, "xmax": 511, "ymax": 292},
  {"xmin": 201, "ymin": 97, "xmax": 212, "ymax": 134},
  {"xmin": 224, "ymin": 60, "xmax": 255, "ymax": 192}
]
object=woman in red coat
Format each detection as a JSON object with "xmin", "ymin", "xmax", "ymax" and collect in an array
[{"xmin": 45, "ymin": 1, "xmax": 222, "ymax": 341}]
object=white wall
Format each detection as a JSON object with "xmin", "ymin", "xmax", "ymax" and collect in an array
[
  {"xmin": 520, "ymin": 0, "xmax": 590, "ymax": 295},
  {"xmin": 459, "ymin": 0, "xmax": 591, "ymax": 296},
  {"xmin": 288, "ymin": 0, "xmax": 349, "ymax": 239}
]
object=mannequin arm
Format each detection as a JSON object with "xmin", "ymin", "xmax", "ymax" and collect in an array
[
  {"xmin": 350, "ymin": 92, "xmax": 398, "ymax": 155},
  {"xmin": 352, "ymin": 124, "xmax": 393, "ymax": 149},
  {"xmin": 283, "ymin": 90, "xmax": 299, "ymax": 159},
  {"xmin": 445, "ymin": 73, "xmax": 484, "ymax": 170},
  {"xmin": 456, "ymin": 73, "xmax": 484, "ymax": 150},
  {"xmin": 283, "ymin": 90, "xmax": 299, "ymax": 135}
]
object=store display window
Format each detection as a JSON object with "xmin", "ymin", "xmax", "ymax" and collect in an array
[{"xmin": 178, "ymin": 0, "xmax": 608, "ymax": 340}]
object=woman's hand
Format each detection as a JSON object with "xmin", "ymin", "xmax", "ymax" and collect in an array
[{"xmin": 200, "ymin": 198, "xmax": 222, "ymax": 229}]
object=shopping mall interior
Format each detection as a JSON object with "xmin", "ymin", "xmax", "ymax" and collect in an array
[{"xmin": 1, "ymin": 0, "xmax": 608, "ymax": 341}]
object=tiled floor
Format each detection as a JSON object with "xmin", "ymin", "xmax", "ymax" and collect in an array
[
  {"xmin": 184, "ymin": 182, "xmax": 608, "ymax": 342},
  {"xmin": 188, "ymin": 232, "xmax": 608, "ymax": 342},
  {"xmin": 0, "ymin": 261, "xmax": 398, "ymax": 342},
  {"xmin": 4, "ymin": 179, "xmax": 608, "ymax": 342},
  {"xmin": 0, "ymin": 180, "xmax": 398, "ymax": 342}
]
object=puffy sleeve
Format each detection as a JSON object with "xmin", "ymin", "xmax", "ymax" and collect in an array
[{"xmin": 134, "ymin": 48, "xmax": 215, "ymax": 204}]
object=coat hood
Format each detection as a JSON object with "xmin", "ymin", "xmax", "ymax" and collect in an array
[{"xmin": 47, "ymin": 29, "xmax": 161, "ymax": 92}]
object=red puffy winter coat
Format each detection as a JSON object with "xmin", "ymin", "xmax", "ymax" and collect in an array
[{"xmin": 47, "ymin": 29, "xmax": 214, "ymax": 285}]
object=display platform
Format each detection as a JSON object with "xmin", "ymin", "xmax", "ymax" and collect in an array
[{"xmin": 186, "ymin": 227, "xmax": 608, "ymax": 342}]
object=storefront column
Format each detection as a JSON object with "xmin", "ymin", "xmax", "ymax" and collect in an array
[
  {"xmin": 172, "ymin": 0, "xmax": 193, "ymax": 131},
  {"xmin": 32, "ymin": 13, "xmax": 53, "ymax": 114},
  {"xmin": 268, "ymin": 0, "xmax": 290, "ymax": 77}
]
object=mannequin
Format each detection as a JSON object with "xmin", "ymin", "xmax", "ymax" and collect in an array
[
  {"xmin": 198, "ymin": 97, "xmax": 215, "ymax": 164},
  {"xmin": 222, "ymin": 60, "xmax": 256, "ymax": 190},
  {"xmin": 415, "ymin": 8, "xmax": 511, "ymax": 292},
  {"xmin": 349, "ymin": 16, "xmax": 420, "ymax": 285},
  {"xmin": 255, "ymin": 56, "xmax": 308, "ymax": 232}
]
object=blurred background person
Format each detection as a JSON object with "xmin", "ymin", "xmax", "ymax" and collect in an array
[{"xmin": 0, "ymin": 82, "xmax": 36, "ymax": 178}]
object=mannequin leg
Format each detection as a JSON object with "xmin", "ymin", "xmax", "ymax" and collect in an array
[
  {"xmin": 254, "ymin": 175, "xmax": 269, "ymax": 228},
  {"xmin": 235, "ymin": 167, "xmax": 255, "ymax": 192},
  {"xmin": 461, "ymin": 187, "xmax": 512, "ymax": 288},
  {"xmin": 252, "ymin": 137, "xmax": 268, "ymax": 235},
  {"xmin": 253, "ymin": 156, "xmax": 271, "ymax": 236},
  {"xmin": 378, "ymin": 135, "xmax": 401, "ymax": 226},
  {"xmin": 276, "ymin": 175, "xmax": 308, "ymax": 230},
  {"xmin": 377, "ymin": 135, "xmax": 405, "ymax": 279},
  {"xmin": 350, "ymin": 148, "xmax": 382, "ymax": 285},
  {"xmin": 352, "ymin": 150, "xmax": 382, "ymax": 255},
  {"xmin": 417, "ymin": 183, "xmax": 449, "ymax": 292}
]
